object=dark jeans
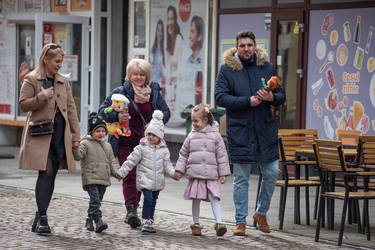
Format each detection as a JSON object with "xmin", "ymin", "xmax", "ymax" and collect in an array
[
  {"xmin": 35, "ymin": 158, "xmax": 59, "ymax": 215},
  {"xmin": 86, "ymin": 184, "xmax": 107, "ymax": 219},
  {"xmin": 142, "ymin": 189, "xmax": 160, "ymax": 220},
  {"xmin": 118, "ymin": 147, "xmax": 141, "ymax": 207}
]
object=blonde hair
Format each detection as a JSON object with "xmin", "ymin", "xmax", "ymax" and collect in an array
[
  {"xmin": 37, "ymin": 43, "xmax": 64, "ymax": 77},
  {"xmin": 192, "ymin": 103, "xmax": 214, "ymax": 125},
  {"xmin": 125, "ymin": 58, "xmax": 152, "ymax": 86}
]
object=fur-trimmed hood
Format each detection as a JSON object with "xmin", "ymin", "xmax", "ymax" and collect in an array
[{"xmin": 223, "ymin": 47, "xmax": 268, "ymax": 71}]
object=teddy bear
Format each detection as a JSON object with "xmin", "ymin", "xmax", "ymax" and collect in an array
[{"xmin": 104, "ymin": 93, "xmax": 131, "ymax": 138}]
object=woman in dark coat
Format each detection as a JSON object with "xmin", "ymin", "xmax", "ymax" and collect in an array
[{"xmin": 99, "ymin": 58, "xmax": 170, "ymax": 228}]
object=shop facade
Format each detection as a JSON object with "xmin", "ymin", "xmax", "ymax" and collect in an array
[{"xmin": 1, "ymin": 0, "xmax": 374, "ymax": 146}]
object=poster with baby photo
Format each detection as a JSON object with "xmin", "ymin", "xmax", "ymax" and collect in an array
[{"xmin": 150, "ymin": 0, "xmax": 208, "ymax": 127}]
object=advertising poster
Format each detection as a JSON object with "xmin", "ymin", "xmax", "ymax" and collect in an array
[
  {"xmin": 0, "ymin": 21, "xmax": 16, "ymax": 119},
  {"xmin": 150, "ymin": 0, "xmax": 207, "ymax": 127},
  {"xmin": 306, "ymin": 8, "xmax": 375, "ymax": 139}
]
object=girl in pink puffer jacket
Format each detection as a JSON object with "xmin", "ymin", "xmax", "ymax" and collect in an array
[{"xmin": 175, "ymin": 104, "xmax": 231, "ymax": 237}]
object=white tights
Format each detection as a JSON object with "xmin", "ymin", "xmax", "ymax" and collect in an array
[{"xmin": 192, "ymin": 193, "xmax": 222, "ymax": 224}]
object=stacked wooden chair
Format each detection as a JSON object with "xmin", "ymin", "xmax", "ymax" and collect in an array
[
  {"xmin": 313, "ymin": 139, "xmax": 375, "ymax": 246},
  {"xmin": 277, "ymin": 129, "xmax": 321, "ymax": 230}
]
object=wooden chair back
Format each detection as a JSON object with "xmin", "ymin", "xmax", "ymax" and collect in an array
[
  {"xmin": 313, "ymin": 139, "xmax": 346, "ymax": 173},
  {"xmin": 359, "ymin": 135, "xmax": 375, "ymax": 167},
  {"xmin": 278, "ymin": 129, "xmax": 318, "ymax": 162},
  {"xmin": 336, "ymin": 129, "xmax": 361, "ymax": 148}
]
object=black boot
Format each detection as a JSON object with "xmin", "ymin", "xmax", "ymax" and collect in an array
[
  {"xmin": 36, "ymin": 215, "xmax": 51, "ymax": 234},
  {"xmin": 85, "ymin": 217, "xmax": 94, "ymax": 231},
  {"xmin": 94, "ymin": 217, "xmax": 108, "ymax": 233},
  {"xmin": 125, "ymin": 204, "xmax": 141, "ymax": 228},
  {"xmin": 31, "ymin": 212, "xmax": 40, "ymax": 232}
]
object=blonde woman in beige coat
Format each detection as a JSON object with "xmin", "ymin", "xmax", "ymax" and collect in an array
[{"xmin": 19, "ymin": 43, "xmax": 80, "ymax": 234}]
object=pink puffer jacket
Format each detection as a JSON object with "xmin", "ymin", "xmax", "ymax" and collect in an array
[{"xmin": 175, "ymin": 122, "xmax": 230, "ymax": 180}]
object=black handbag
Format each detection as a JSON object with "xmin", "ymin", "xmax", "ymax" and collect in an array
[{"xmin": 29, "ymin": 121, "xmax": 54, "ymax": 136}]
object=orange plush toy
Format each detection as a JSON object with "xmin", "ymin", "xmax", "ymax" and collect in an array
[{"xmin": 261, "ymin": 76, "xmax": 281, "ymax": 91}]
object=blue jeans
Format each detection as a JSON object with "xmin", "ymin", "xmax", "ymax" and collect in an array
[
  {"xmin": 142, "ymin": 189, "xmax": 160, "ymax": 220},
  {"xmin": 233, "ymin": 160, "xmax": 279, "ymax": 224}
]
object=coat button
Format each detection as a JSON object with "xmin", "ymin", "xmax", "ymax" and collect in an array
[
  {"xmin": 63, "ymin": 108, "xmax": 66, "ymax": 112},
  {"xmin": 57, "ymin": 94, "xmax": 60, "ymax": 97}
]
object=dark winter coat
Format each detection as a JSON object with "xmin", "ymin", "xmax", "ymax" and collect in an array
[
  {"xmin": 215, "ymin": 47, "xmax": 286, "ymax": 164},
  {"xmin": 98, "ymin": 80, "xmax": 170, "ymax": 156}
]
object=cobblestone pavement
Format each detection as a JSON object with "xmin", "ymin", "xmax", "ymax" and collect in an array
[{"xmin": 0, "ymin": 186, "xmax": 359, "ymax": 250}]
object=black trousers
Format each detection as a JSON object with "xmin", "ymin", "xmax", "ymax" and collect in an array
[
  {"xmin": 35, "ymin": 159, "xmax": 59, "ymax": 215},
  {"xmin": 86, "ymin": 184, "xmax": 107, "ymax": 220}
]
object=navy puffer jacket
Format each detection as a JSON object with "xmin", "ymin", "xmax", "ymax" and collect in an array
[
  {"xmin": 98, "ymin": 80, "xmax": 170, "ymax": 156},
  {"xmin": 215, "ymin": 47, "xmax": 285, "ymax": 164}
]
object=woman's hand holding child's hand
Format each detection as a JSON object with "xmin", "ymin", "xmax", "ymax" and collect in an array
[{"xmin": 219, "ymin": 176, "xmax": 226, "ymax": 184}]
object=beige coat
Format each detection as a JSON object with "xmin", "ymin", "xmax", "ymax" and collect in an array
[{"xmin": 19, "ymin": 70, "xmax": 80, "ymax": 172}]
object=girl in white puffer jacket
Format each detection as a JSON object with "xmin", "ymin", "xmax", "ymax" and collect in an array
[{"xmin": 118, "ymin": 110, "xmax": 177, "ymax": 233}]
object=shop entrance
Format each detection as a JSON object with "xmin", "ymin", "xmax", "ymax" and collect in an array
[
  {"xmin": 35, "ymin": 14, "xmax": 90, "ymax": 136},
  {"xmin": 273, "ymin": 10, "xmax": 305, "ymax": 128}
]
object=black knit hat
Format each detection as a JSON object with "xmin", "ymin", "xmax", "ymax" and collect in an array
[{"xmin": 88, "ymin": 112, "xmax": 107, "ymax": 134}]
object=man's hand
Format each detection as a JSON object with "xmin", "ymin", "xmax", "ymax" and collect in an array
[
  {"xmin": 41, "ymin": 86, "xmax": 54, "ymax": 99},
  {"xmin": 250, "ymin": 96, "xmax": 262, "ymax": 107},
  {"xmin": 257, "ymin": 88, "xmax": 274, "ymax": 102}
]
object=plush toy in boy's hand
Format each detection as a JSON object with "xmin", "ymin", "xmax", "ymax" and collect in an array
[
  {"xmin": 104, "ymin": 93, "xmax": 131, "ymax": 138},
  {"xmin": 261, "ymin": 76, "xmax": 281, "ymax": 92}
]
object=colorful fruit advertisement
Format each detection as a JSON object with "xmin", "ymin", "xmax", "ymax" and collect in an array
[{"xmin": 306, "ymin": 8, "xmax": 375, "ymax": 139}]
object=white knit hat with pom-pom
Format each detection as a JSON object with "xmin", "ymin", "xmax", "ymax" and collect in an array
[{"xmin": 144, "ymin": 110, "xmax": 164, "ymax": 139}]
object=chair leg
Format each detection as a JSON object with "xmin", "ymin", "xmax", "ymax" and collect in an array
[
  {"xmin": 313, "ymin": 186, "xmax": 320, "ymax": 220},
  {"xmin": 338, "ymin": 198, "xmax": 348, "ymax": 246},
  {"xmin": 279, "ymin": 185, "xmax": 288, "ymax": 230},
  {"xmin": 315, "ymin": 196, "xmax": 325, "ymax": 242},
  {"xmin": 305, "ymin": 186, "xmax": 310, "ymax": 225},
  {"xmin": 355, "ymin": 200, "xmax": 362, "ymax": 234},
  {"xmin": 295, "ymin": 187, "xmax": 301, "ymax": 224},
  {"xmin": 279, "ymin": 186, "xmax": 284, "ymax": 221},
  {"xmin": 365, "ymin": 199, "xmax": 371, "ymax": 241},
  {"xmin": 253, "ymin": 173, "xmax": 262, "ymax": 227}
]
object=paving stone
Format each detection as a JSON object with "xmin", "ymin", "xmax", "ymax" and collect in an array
[{"xmin": 0, "ymin": 187, "xmax": 359, "ymax": 250}]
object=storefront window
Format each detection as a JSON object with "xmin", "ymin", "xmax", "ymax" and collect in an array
[
  {"xmin": 219, "ymin": 0, "xmax": 271, "ymax": 8},
  {"xmin": 311, "ymin": 0, "xmax": 373, "ymax": 3},
  {"xmin": 100, "ymin": 17, "xmax": 107, "ymax": 104},
  {"xmin": 18, "ymin": 0, "xmax": 44, "ymax": 13},
  {"xmin": 277, "ymin": 0, "xmax": 304, "ymax": 3},
  {"xmin": 134, "ymin": 1, "xmax": 146, "ymax": 49},
  {"xmin": 18, "ymin": 24, "xmax": 35, "ymax": 117}
]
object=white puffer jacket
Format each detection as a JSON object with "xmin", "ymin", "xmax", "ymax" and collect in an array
[{"xmin": 119, "ymin": 137, "xmax": 175, "ymax": 191}]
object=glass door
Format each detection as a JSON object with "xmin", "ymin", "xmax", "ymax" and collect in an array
[
  {"xmin": 35, "ymin": 14, "xmax": 90, "ymax": 136},
  {"xmin": 274, "ymin": 11, "xmax": 305, "ymax": 128}
]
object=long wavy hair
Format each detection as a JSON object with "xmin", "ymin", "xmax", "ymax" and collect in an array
[
  {"xmin": 166, "ymin": 5, "xmax": 183, "ymax": 55},
  {"xmin": 151, "ymin": 20, "xmax": 165, "ymax": 66}
]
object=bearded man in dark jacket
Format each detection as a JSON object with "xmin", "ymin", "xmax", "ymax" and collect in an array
[{"xmin": 215, "ymin": 30, "xmax": 285, "ymax": 236}]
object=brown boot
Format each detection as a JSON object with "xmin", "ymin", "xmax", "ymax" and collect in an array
[
  {"xmin": 232, "ymin": 224, "xmax": 246, "ymax": 236},
  {"xmin": 253, "ymin": 213, "xmax": 271, "ymax": 233},
  {"xmin": 190, "ymin": 223, "xmax": 202, "ymax": 236},
  {"xmin": 214, "ymin": 223, "xmax": 227, "ymax": 236}
]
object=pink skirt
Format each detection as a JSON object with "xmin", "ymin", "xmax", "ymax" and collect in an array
[{"xmin": 184, "ymin": 178, "xmax": 221, "ymax": 202}]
